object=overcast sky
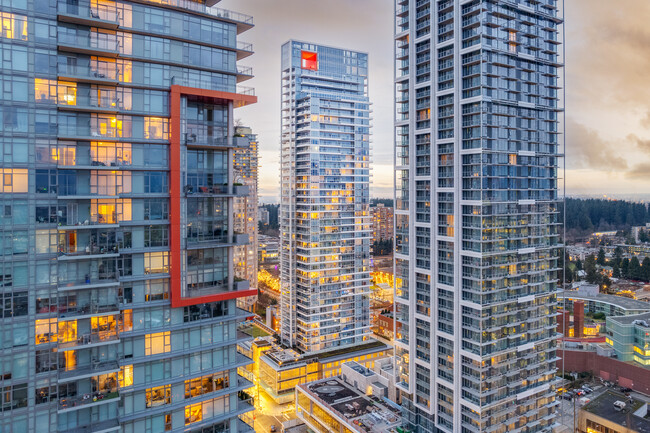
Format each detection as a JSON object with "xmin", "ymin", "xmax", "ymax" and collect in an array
[{"xmin": 219, "ymin": 0, "xmax": 650, "ymax": 202}]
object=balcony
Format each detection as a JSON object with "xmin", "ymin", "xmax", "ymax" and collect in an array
[
  {"xmin": 186, "ymin": 232, "xmax": 249, "ymax": 248},
  {"xmin": 184, "ymin": 132, "xmax": 249, "ymax": 149},
  {"xmin": 58, "ymin": 300, "xmax": 120, "ymax": 319},
  {"xmin": 58, "ymin": 64, "xmax": 119, "ymax": 85},
  {"xmin": 58, "ymin": 244, "xmax": 119, "ymax": 261},
  {"xmin": 58, "ymin": 331, "xmax": 120, "ymax": 351},
  {"xmin": 57, "ymin": 0, "xmax": 120, "ymax": 29},
  {"xmin": 57, "ymin": 34, "xmax": 120, "ymax": 57},
  {"xmin": 65, "ymin": 419, "xmax": 120, "ymax": 433},
  {"xmin": 184, "ymin": 278, "xmax": 250, "ymax": 299},
  {"xmin": 236, "ymin": 65, "xmax": 253, "ymax": 83},
  {"xmin": 58, "ymin": 390, "xmax": 119, "ymax": 412},
  {"xmin": 58, "ymin": 360, "xmax": 120, "ymax": 382},
  {"xmin": 57, "ymin": 273, "xmax": 119, "ymax": 291}
]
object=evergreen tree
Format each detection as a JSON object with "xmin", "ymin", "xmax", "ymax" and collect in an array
[
  {"xmin": 597, "ymin": 248, "xmax": 606, "ymax": 266},
  {"xmin": 630, "ymin": 256, "xmax": 642, "ymax": 280},
  {"xmin": 643, "ymin": 257, "xmax": 650, "ymax": 282},
  {"xmin": 584, "ymin": 255, "xmax": 598, "ymax": 284}
]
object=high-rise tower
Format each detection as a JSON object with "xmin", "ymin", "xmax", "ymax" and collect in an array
[
  {"xmin": 280, "ymin": 40, "xmax": 372, "ymax": 354},
  {"xmin": 0, "ymin": 0, "xmax": 257, "ymax": 431},
  {"xmin": 394, "ymin": 1, "xmax": 564, "ymax": 431}
]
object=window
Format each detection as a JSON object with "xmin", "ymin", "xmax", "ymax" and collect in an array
[
  {"xmin": 0, "ymin": 169, "xmax": 27, "ymax": 193},
  {"xmin": 145, "ymin": 331, "xmax": 170, "ymax": 355},
  {"xmin": 145, "ymin": 252, "xmax": 169, "ymax": 274},
  {"xmin": 145, "ymin": 279, "xmax": 168, "ymax": 301},
  {"xmin": 146, "ymin": 385, "xmax": 170, "ymax": 408},
  {"xmin": 144, "ymin": 225, "xmax": 168, "ymax": 247},
  {"xmin": 35, "ymin": 384, "xmax": 57, "ymax": 404},
  {"xmin": 35, "ymin": 318, "xmax": 57, "ymax": 345},
  {"xmin": 35, "ymin": 169, "xmax": 56, "ymax": 194},
  {"xmin": 185, "ymin": 403, "xmax": 202, "ymax": 425},
  {"xmin": 144, "ymin": 171, "xmax": 168, "ymax": 193},
  {"xmin": 0, "ymin": 291, "xmax": 27, "ymax": 318},
  {"xmin": 144, "ymin": 199, "xmax": 169, "ymax": 220},
  {"xmin": 1, "ymin": 383, "xmax": 27, "ymax": 410},
  {"xmin": 185, "ymin": 372, "xmax": 229, "ymax": 399},
  {"xmin": 119, "ymin": 365, "xmax": 133, "ymax": 388}
]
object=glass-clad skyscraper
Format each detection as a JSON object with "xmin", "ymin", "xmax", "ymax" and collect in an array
[
  {"xmin": 394, "ymin": 1, "xmax": 563, "ymax": 432},
  {"xmin": 0, "ymin": 0, "xmax": 257, "ymax": 431},
  {"xmin": 280, "ymin": 40, "xmax": 372, "ymax": 354}
]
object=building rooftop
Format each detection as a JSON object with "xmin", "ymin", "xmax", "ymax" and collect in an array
[
  {"xmin": 560, "ymin": 290, "xmax": 650, "ymax": 312},
  {"xmin": 608, "ymin": 311, "xmax": 650, "ymax": 326},
  {"xmin": 300, "ymin": 378, "xmax": 401, "ymax": 433},
  {"xmin": 345, "ymin": 361, "xmax": 375, "ymax": 377},
  {"xmin": 582, "ymin": 391, "xmax": 650, "ymax": 433}
]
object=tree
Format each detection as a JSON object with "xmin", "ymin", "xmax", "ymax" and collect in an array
[
  {"xmin": 612, "ymin": 264, "xmax": 621, "ymax": 278},
  {"xmin": 621, "ymin": 258, "xmax": 630, "ymax": 278},
  {"xmin": 597, "ymin": 248, "xmax": 606, "ymax": 266},
  {"xmin": 640, "ymin": 229, "xmax": 650, "ymax": 243},
  {"xmin": 630, "ymin": 256, "xmax": 641, "ymax": 280},
  {"xmin": 643, "ymin": 257, "xmax": 650, "ymax": 282},
  {"xmin": 575, "ymin": 259, "xmax": 583, "ymax": 271},
  {"xmin": 584, "ymin": 255, "xmax": 598, "ymax": 284}
]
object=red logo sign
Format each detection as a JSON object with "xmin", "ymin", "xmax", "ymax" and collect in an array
[{"xmin": 301, "ymin": 51, "xmax": 318, "ymax": 70}]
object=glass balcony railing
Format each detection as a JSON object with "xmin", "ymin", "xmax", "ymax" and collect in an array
[
  {"xmin": 58, "ymin": 389, "xmax": 119, "ymax": 411},
  {"xmin": 58, "ymin": 0, "xmax": 120, "ymax": 25}
]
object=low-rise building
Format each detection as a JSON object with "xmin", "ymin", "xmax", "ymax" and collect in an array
[
  {"xmin": 258, "ymin": 341, "xmax": 392, "ymax": 404},
  {"xmin": 341, "ymin": 360, "xmax": 397, "ymax": 403},
  {"xmin": 560, "ymin": 289, "xmax": 650, "ymax": 317},
  {"xmin": 606, "ymin": 312, "xmax": 650, "ymax": 366},
  {"xmin": 296, "ymin": 377, "xmax": 401, "ymax": 433},
  {"xmin": 258, "ymin": 234, "xmax": 280, "ymax": 263},
  {"xmin": 578, "ymin": 391, "xmax": 650, "ymax": 433}
]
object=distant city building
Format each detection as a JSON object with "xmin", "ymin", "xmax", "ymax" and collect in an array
[
  {"xmin": 394, "ymin": 0, "xmax": 564, "ymax": 431},
  {"xmin": 258, "ymin": 234, "xmax": 280, "ymax": 264},
  {"xmin": 296, "ymin": 375, "xmax": 401, "ymax": 433},
  {"xmin": 258, "ymin": 206, "xmax": 270, "ymax": 225},
  {"xmin": 371, "ymin": 203, "xmax": 394, "ymax": 243},
  {"xmin": 341, "ymin": 359, "xmax": 397, "ymax": 403},
  {"xmin": 280, "ymin": 40, "xmax": 372, "ymax": 353},
  {"xmin": 233, "ymin": 126, "xmax": 259, "ymax": 310}
]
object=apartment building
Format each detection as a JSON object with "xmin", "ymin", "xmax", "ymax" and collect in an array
[
  {"xmin": 0, "ymin": 0, "xmax": 257, "ymax": 431},
  {"xmin": 394, "ymin": 0, "xmax": 564, "ymax": 431},
  {"xmin": 371, "ymin": 203, "xmax": 394, "ymax": 244},
  {"xmin": 279, "ymin": 40, "xmax": 372, "ymax": 354}
]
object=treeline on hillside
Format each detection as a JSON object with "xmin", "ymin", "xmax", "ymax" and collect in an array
[
  {"xmin": 563, "ymin": 198, "xmax": 649, "ymax": 233},
  {"xmin": 570, "ymin": 248, "xmax": 650, "ymax": 286}
]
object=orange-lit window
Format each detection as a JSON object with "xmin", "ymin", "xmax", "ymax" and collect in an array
[
  {"xmin": 144, "ymin": 117, "xmax": 168, "ymax": 139},
  {"xmin": 185, "ymin": 404, "xmax": 202, "ymax": 425},
  {"xmin": 145, "ymin": 331, "xmax": 170, "ymax": 355},
  {"xmin": 1, "ymin": 12, "xmax": 28, "ymax": 40},
  {"xmin": 118, "ymin": 59, "xmax": 132, "ymax": 83},
  {"xmin": 120, "ymin": 309, "xmax": 133, "ymax": 332},
  {"xmin": 146, "ymin": 385, "xmax": 171, "ymax": 408},
  {"xmin": 56, "ymin": 147, "xmax": 76, "ymax": 165},
  {"xmin": 35, "ymin": 78, "xmax": 57, "ymax": 102},
  {"xmin": 119, "ymin": 365, "xmax": 133, "ymax": 388},
  {"xmin": 509, "ymin": 154, "xmax": 517, "ymax": 165},
  {"xmin": 62, "ymin": 351, "xmax": 77, "ymax": 371},
  {"xmin": 58, "ymin": 81, "xmax": 77, "ymax": 105},
  {"xmin": 91, "ymin": 315, "xmax": 117, "ymax": 340},
  {"xmin": 301, "ymin": 51, "xmax": 318, "ymax": 70},
  {"xmin": 35, "ymin": 318, "xmax": 57, "ymax": 345},
  {"xmin": 58, "ymin": 320, "xmax": 77, "ymax": 343},
  {"xmin": 0, "ymin": 169, "xmax": 28, "ymax": 193}
]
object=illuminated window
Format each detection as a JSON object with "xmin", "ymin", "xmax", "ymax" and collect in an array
[
  {"xmin": 145, "ymin": 331, "xmax": 170, "ymax": 355},
  {"xmin": 0, "ymin": 169, "xmax": 28, "ymax": 193},
  {"xmin": 144, "ymin": 117, "xmax": 168, "ymax": 139},
  {"xmin": 58, "ymin": 320, "xmax": 77, "ymax": 343},
  {"xmin": 1, "ymin": 12, "xmax": 28, "ymax": 40},
  {"xmin": 58, "ymin": 81, "xmax": 77, "ymax": 105},
  {"xmin": 145, "ymin": 252, "xmax": 169, "ymax": 274},
  {"xmin": 146, "ymin": 385, "xmax": 171, "ymax": 408},
  {"xmin": 119, "ymin": 365, "xmax": 133, "ymax": 388},
  {"xmin": 185, "ymin": 404, "xmax": 202, "ymax": 425},
  {"xmin": 35, "ymin": 318, "xmax": 57, "ymax": 345},
  {"xmin": 34, "ymin": 78, "xmax": 57, "ymax": 102},
  {"xmin": 301, "ymin": 51, "xmax": 318, "ymax": 70},
  {"xmin": 184, "ymin": 372, "xmax": 229, "ymax": 399}
]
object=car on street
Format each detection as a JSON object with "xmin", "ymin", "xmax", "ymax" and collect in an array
[{"xmin": 270, "ymin": 426, "xmax": 277, "ymax": 432}]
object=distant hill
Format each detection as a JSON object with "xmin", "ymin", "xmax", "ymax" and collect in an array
[{"xmin": 563, "ymin": 197, "xmax": 648, "ymax": 234}]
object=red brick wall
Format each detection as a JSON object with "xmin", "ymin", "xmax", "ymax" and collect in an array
[
  {"xmin": 574, "ymin": 300, "xmax": 585, "ymax": 338},
  {"xmin": 559, "ymin": 349, "xmax": 650, "ymax": 394}
]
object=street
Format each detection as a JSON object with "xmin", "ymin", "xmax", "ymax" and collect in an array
[{"xmin": 252, "ymin": 386, "xmax": 297, "ymax": 432}]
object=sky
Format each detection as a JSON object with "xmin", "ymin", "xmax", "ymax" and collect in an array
[{"xmin": 219, "ymin": 0, "xmax": 650, "ymax": 202}]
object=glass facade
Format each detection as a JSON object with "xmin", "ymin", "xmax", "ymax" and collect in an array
[
  {"xmin": 280, "ymin": 40, "xmax": 372, "ymax": 354},
  {"xmin": 0, "ymin": 0, "xmax": 256, "ymax": 431},
  {"xmin": 394, "ymin": 1, "xmax": 563, "ymax": 432}
]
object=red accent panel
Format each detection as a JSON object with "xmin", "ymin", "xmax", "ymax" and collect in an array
[
  {"xmin": 301, "ymin": 51, "xmax": 318, "ymax": 70},
  {"xmin": 169, "ymin": 85, "xmax": 257, "ymax": 308}
]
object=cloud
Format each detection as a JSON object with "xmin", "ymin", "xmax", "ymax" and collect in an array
[
  {"xmin": 641, "ymin": 112, "xmax": 650, "ymax": 129},
  {"xmin": 566, "ymin": 118, "xmax": 628, "ymax": 170},
  {"xmin": 626, "ymin": 163, "xmax": 650, "ymax": 180},
  {"xmin": 628, "ymin": 134, "xmax": 650, "ymax": 154}
]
